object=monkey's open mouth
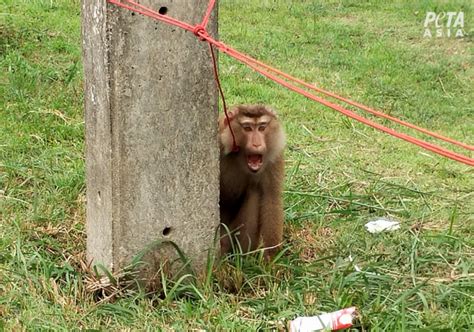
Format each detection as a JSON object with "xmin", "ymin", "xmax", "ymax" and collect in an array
[{"xmin": 247, "ymin": 154, "xmax": 263, "ymax": 172}]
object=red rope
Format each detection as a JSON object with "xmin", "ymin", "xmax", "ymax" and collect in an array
[
  {"xmin": 223, "ymin": 48, "xmax": 474, "ymax": 165},
  {"xmin": 106, "ymin": 0, "xmax": 474, "ymax": 167},
  {"xmin": 201, "ymin": 0, "xmax": 216, "ymax": 29},
  {"xmin": 224, "ymin": 47, "xmax": 474, "ymax": 151},
  {"xmin": 108, "ymin": 0, "xmax": 194, "ymax": 32},
  {"xmin": 209, "ymin": 44, "xmax": 239, "ymax": 152}
]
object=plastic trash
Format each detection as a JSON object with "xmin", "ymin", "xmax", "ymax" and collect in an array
[
  {"xmin": 289, "ymin": 307, "xmax": 356, "ymax": 331},
  {"xmin": 365, "ymin": 217, "xmax": 400, "ymax": 233}
]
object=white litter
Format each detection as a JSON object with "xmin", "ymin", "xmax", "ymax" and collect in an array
[
  {"xmin": 365, "ymin": 218, "xmax": 400, "ymax": 234},
  {"xmin": 289, "ymin": 307, "xmax": 356, "ymax": 332}
]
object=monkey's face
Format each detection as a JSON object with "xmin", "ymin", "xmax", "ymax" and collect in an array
[
  {"xmin": 237, "ymin": 115, "xmax": 272, "ymax": 173},
  {"xmin": 220, "ymin": 105, "xmax": 286, "ymax": 175}
]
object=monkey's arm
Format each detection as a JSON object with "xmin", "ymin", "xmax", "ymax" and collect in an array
[
  {"xmin": 259, "ymin": 158, "xmax": 285, "ymax": 259},
  {"xmin": 221, "ymin": 189, "xmax": 260, "ymax": 254}
]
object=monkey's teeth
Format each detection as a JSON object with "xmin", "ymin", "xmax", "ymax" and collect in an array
[{"xmin": 247, "ymin": 154, "xmax": 263, "ymax": 171}]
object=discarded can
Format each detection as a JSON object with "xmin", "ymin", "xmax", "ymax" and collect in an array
[{"xmin": 289, "ymin": 307, "xmax": 356, "ymax": 332}]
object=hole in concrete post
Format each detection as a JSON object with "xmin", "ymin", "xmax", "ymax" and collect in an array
[
  {"xmin": 162, "ymin": 227, "xmax": 171, "ymax": 236},
  {"xmin": 158, "ymin": 7, "xmax": 168, "ymax": 15},
  {"xmin": 97, "ymin": 191, "xmax": 101, "ymax": 202}
]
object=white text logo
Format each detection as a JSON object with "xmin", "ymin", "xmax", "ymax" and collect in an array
[{"xmin": 423, "ymin": 12, "xmax": 465, "ymax": 38}]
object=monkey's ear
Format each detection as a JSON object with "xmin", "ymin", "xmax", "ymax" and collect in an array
[
  {"xmin": 223, "ymin": 107, "xmax": 240, "ymax": 127},
  {"xmin": 223, "ymin": 113, "xmax": 234, "ymax": 127}
]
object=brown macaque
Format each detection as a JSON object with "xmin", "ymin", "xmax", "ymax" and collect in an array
[{"xmin": 219, "ymin": 105, "xmax": 285, "ymax": 260}]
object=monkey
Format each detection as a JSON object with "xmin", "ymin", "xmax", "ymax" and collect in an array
[{"xmin": 219, "ymin": 105, "xmax": 285, "ymax": 260}]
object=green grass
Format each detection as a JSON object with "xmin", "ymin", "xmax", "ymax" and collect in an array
[{"xmin": 1, "ymin": 0, "xmax": 473, "ymax": 330}]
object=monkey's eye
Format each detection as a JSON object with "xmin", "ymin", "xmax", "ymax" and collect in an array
[
  {"xmin": 258, "ymin": 125, "xmax": 267, "ymax": 132},
  {"xmin": 242, "ymin": 125, "xmax": 252, "ymax": 132}
]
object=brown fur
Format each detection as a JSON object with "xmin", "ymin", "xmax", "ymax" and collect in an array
[{"xmin": 219, "ymin": 105, "xmax": 285, "ymax": 259}]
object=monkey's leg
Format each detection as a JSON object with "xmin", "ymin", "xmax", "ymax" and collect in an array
[
  {"xmin": 259, "ymin": 192, "xmax": 284, "ymax": 259},
  {"xmin": 219, "ymin": 213, "xmax": 232, "ymax": 255},
  {"xmin": 228, "ymin": 190, "xmax": 260, "ymax": 253}
]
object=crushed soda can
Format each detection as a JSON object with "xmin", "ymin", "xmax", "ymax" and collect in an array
[{"xmin": 289, "ymin": 307, "xmax": 356, "ymax": 332}]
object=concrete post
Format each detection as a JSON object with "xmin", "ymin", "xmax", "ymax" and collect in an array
[{"xmin": 81, "ymin": 0, "xmax": 219, "ymax": 278}]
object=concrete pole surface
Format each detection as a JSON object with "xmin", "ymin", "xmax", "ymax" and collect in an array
[{"xmin": 82, "ymin": 0, "xmax": 219, "ymax": 278}]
